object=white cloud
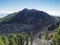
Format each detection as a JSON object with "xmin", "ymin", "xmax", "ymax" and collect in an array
[
  {"xmin": 0, "ymin": 11, "xmax": 17, "ymax": 18},
  {"xmin": 45, "ymin": 10, "xmax": 60, "ymax": 16},
  {"xmin": 0, "ymin": 10, "xmax": 60, "ymax": 18},
  {"xmin": 0, "ymin": 11, "xmax": 16, "ymax": 13}
]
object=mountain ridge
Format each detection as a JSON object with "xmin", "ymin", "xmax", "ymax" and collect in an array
[
  {"xmin": 0, "ymin": 8, "xmax": 56, "ymax": 24},
  {"xmin": 0, "ymin": 8, "xmax": 59, "ymax": 35}
]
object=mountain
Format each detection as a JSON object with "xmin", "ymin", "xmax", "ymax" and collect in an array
[
  {"xmin": 55, "ymin": 16, "xmax": 60, "ymax": 24},
  {"xmin": 0, "ymin": 8, "xmax": 59, "ymax": 35}
]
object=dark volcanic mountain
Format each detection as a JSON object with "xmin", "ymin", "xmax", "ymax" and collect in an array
[{"xmin": 0, "ymin": 8, "xmax": 59, "ymax": 35}]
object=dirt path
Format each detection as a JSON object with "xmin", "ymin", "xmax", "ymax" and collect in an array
[
  {"xmin": 28, "ymin": 35, "xmax": 51, "ymax": 45},
  {"xmin": 32, "ymin": 38, "xmax": 51, "ymax": 45}
]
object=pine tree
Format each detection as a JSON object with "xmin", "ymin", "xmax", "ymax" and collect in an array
[
  {"xmin": 51, "ymin": 26, "xmax": 60, "ymax": 45},
  {"xmin": 26, "ymin": 34, "xmax": 29, "ymax": 45},
  {"xmin": 30, "ymin": 32, "xmax": 33, "ymax": 45},
  {"xmin": 9, "ymin": 38, "xmax": 17, "ymax": 45},
  {"xmin": 44, "ymin": 29, "xmax": 49, "ymax": 40},
  {"xmin": 18, "ymin": 34, "xmax": 24, "ymax": 45},
  {"xmin": 0, "ymin": 40, "xmax": 4, "ymax": 45},
  {"xmin": 0, "ymin": 36, "xmax": 4, "ymax": 45},
  {"xmin": 2, "ymin": 36, "xmax": 9, "ymax": 45}
]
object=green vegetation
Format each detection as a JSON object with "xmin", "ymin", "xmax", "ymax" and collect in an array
[
  {"xmin": 0, "ymin": 33, "xmax": 31, "ymax": 45},
  {"xmin": 51, "ymin": 26, "xmax": 60, "ymax": 45},
  {"xmin": 0, "ymin": 12, "xmax": 17, "ymax": 23},
  {"xmin": 44, "ymin": 29, "xmax": 49, "ymax": 40},
  {"xmin": 42, "ymin": 40, "xmax": 45, "ymax": 45},
  {"xmin": 0, "ymin": 26, "xmax": 59, "ymax": 45},
  {"xmin": 30, "ymin": 32, "xmax": 33, "ymax": 45},
  {"xmin": 25, "ymin": 34, "xmax": 29, "ymax": 45}
]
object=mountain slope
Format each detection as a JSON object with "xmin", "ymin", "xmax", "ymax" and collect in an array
[
  {"xmin": 0, "ymin": 12, "xmax": 17, "ymax": 23},
  {"xmin": 1, "ymin": 8, "xmax": 56, "ymax": 24},
  {"xmin": 0, "ymin": 8, "xmax": 58, "ymax": 35}
]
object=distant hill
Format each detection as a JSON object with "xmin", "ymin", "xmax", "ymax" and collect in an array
[
  {"xmin": 0, "ymin": 8, "xmax": 59, "ymax": 35},
  {"xmin": 56, "ymin": 16, "xmax": 60, "ymax": 23},
  {"xmin": 0, "ymin": 12, "xmax": 17, "ymax": 23}
]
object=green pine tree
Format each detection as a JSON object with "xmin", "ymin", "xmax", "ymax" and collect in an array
[
  {"xmin": 30, "ymin": 32, "xmax": 33, "ymax": 45},
  {"xmin": 44, "ymin": 29, "xmax": 49, "ymax": 40},
  {"xmin": 26, "ymin": 34, "xmax": 29, "ymax": 45},
  {"xmin": 18, "ymin": 34, "xmax": 24, "ymax": 45}
]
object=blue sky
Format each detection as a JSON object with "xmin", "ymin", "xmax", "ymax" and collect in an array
[{"xmin": 0, "ymin": 0, "xmax": 60, "ymax": 17}]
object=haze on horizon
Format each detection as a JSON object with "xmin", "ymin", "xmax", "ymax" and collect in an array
[{"xmin": 0, "ymin": 0, "xmax": 60, "ymax": 18}]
